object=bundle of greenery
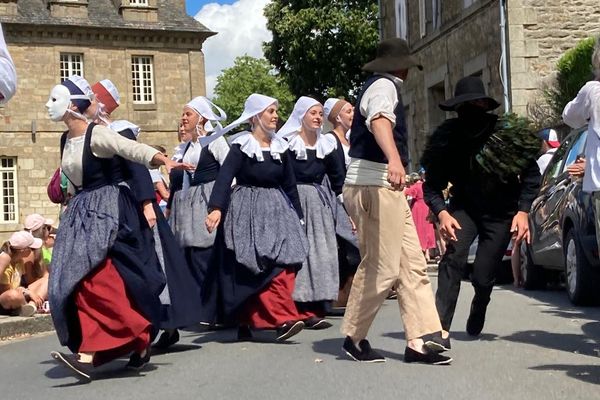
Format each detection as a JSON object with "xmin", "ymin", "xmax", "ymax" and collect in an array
[{"xmin": 475, "ymin": 113, "xmax": 541, "ymax": 183}]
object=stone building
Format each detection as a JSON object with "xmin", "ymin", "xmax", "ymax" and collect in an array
[
  {"xmin": 0, "ymin": 0, "xmax": 213, "ymax": 238},
  {"xmin": 379, "ymin": 0, "xmax": 599, "ymax": 170}
]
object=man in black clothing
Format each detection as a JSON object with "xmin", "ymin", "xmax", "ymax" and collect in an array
[{"xmin": 421, "ymin": 77, "xmax": 541, "ymax": 341}]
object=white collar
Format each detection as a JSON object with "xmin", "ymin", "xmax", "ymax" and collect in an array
[
  {"xmin": 287, "ymin": 132, "xmax": 337, "ymax": 160},
  {"xmin": 547, "ymin": 148, "xmax": 558, "ymax": 154},
  {"xmin": 109, "ymin": 120, "xmax": 141, "ymax": 138},
  {"xmin": 376, "ymin": 72, "xmax": 403, "ymax": 88},
  {"xmin": 232, "ymin": 132, "xmax": 288, "ymax": 162}
]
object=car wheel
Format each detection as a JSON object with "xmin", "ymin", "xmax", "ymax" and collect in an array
[
  {"xmin": 520, "ymin": 241, "xmax": 546, "ymax": 290},
  {"xmin": 564, "ymin": 229, "xmax": 599, "ymax": 305}
]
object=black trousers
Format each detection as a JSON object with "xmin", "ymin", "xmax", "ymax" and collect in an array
[{"xmin": 435, "ymin": 208, "xmax": 513, "ymax": 331}]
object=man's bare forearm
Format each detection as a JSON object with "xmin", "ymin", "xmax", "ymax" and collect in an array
[{"xmin": 371, "ymin": 116, "xmax": 401, "ymax": 164}]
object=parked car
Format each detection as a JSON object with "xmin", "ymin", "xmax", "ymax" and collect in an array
[
  {"xmin": 466, "ymin": 238, "xmax": 514, "ymax": 284},
  {"xmin": 521, "ymin": 127, "xmax": 600, "ymax": 305}
]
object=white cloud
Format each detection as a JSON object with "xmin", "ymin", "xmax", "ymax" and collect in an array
[{"xmin": 195, "ymin": 0, "xmax": 272, "ymax": 98}]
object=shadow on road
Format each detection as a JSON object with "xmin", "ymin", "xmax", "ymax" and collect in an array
[
  {"xmin": 503, "ymin": 322, "xmax": 600, "ymax": 358},
  {"xmin": 44, "ymin": 361, "xmax": 162, "ymax": 388},
  {"xmin": 312, "ymin": 338, "xmax": 405, "ymax": 362},
  {"xmin": 530, "ymin": 364, "xmax": 600, "ymax": 385}
]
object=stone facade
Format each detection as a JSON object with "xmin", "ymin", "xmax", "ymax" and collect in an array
[
  {"xmin": 0, "ymin": 0, "xmax": 213, "ymax": 239},
  {"xmin": 380, "ymin": 0, "xmax": 599, "ymax": 171}
]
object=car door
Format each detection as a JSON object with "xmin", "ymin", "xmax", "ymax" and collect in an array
[{"xmin": 530, "ymin": 133, "xmax": 576, "ymax": 266}]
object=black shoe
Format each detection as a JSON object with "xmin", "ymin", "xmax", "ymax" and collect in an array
[
  {"xmin": 423, "ymin": 333, "xmax": 451, "ymax": 353},
  {"xmin": 466, "ymin": 301, "xmax": 488, "ymax": 336},
  {"xmin": 50, "ymin": 351, "xmax": 93, "ymax": 381},
  {"xmin": 237, "ymin": 325, "xmax": 253, "ymax": 341},
  {"xmin": 126, "ymin": 347, "xmax": 151, "ymax": 371},
  {"xmin": 275, "ymin": 320, "xmax": 304, "ymax": 341},
  {"xmin": 404, "ymin": 346, "xmax": 452, "ymax": 365},
  {"xmin": 325, "ymin": 307, "xmax": 345, "ymax": 317},
  {"xmin": 304, "ymin": 317, "xmax": 333, "ymax": 330},
  {"xmin": 342, "ymin": 336, "xmax": 385, "ymax": 363},
  {"xmin": 153, "ymin": 329, "xmax": 180, "ymax": 349}
]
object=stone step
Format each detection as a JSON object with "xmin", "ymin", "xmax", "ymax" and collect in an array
[{"xmin": 0, "ymin": 314, "xmax": 54, "ymax": 340}]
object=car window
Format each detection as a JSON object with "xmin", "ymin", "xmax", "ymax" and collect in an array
[
  {"xmin": 542, "ymin": 136, "xmax": 571, "ymax": 185},
  {"xmin": 562, "ymin": 130, "xmax": 587, "ymax": 172}
]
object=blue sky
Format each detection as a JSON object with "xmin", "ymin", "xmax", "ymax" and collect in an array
[{"xmin": 186, "ymin": 0, "xmax": 237, "ymax": 16}]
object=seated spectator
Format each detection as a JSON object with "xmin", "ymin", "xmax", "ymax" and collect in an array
[
  {"xmin": 24, "ymin": 213, "xmax": 55, "ymax": 266},
  {"xmin": 0, "ymin": 231, "xmax": 45, "ymax": 317}
]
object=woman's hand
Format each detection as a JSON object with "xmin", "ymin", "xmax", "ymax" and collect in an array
[
  {"xmin": 165, "ymin": 158, "xmax": 195, "ymax": 172},
  {"xmin": 205, "ymin": 210, "xmax": 222, "ymax": 234},
  {"xmin": 142, "ymin": 200, "xmax": 157, "ymax": 228}
]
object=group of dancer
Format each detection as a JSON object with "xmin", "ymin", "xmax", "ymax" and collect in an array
[
  {"xmin": 43, "ymin": 71, "xmax": 367, "ymax": 380},
  {"xmin": 38, "ymin": 36, "xmax": 555, "ymax": 381}
]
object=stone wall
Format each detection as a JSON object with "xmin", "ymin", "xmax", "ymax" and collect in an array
[
  {"xmin": 508, "ymin": 0, "xmax": 600, "ymax": 115},
  {"xmin": 381, "ymin": 0, "xmax": 502, "ymax": 170},
  {"xmin": 0, "ymin": 27, "xmax": 207, "ymax": 239}
]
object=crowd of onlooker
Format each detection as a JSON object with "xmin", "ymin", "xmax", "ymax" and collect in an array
[{"xmin": 0, "ymin": 214, "xmax": 55, "ymax": 317}]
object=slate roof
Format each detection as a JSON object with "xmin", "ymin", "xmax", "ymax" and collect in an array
[{"xmin": 0, "ymin": 0, "xmax": 215, "ymax": 36}]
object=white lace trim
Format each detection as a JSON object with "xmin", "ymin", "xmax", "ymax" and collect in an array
[
  {"xmin": 232, "ymin": 132, "xmax": 288, "ymax": 162},
  {"xmin": 287, "ymin": 133, "xmax": 337, "ymax": 160}
]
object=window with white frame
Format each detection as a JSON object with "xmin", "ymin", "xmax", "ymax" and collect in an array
[
  {"xmin": 419, "ymin": 0, "xmax": 441, "ymax": 37},
  {"xmin": 395, "ymin": 0, "xmax": 408, "ymax": 40},
  {"xmin": 432, "ymin": 0, "xmax": 441, "ymax": 30},
  {"xmin": 59, "ymin": 53, "xmax": 83, "ymax": 82},
  {"xmin": 131, "ymin": 56, "xmax": 155, "ymax": 104},
  {"xmin": 129, "ymin": 0, "xmax": 149, "ymax": 5},
  {"xmin": 0, "ymin": 157, "xmax": 18, "ymax": 223}
]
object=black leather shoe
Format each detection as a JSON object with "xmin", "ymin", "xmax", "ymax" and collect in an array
[
  {"xmin": 153, "ymin": 329, "xmax": 180, "ymax": 349},
  {"xmin": 342, "ymin": 336, "xmax": 385, "ymax": 363},
  {"xmin": 237, "ymin": 325, "xmax": 253, "ymax": 341},
  {"xmin": 304, "ymin": 317, "xmax": 332, "ymax": 330},
  {"xmin": 423, "ymin": 333, "xmax": 451, "ymax": 353},
  {"xmin": 404, "ymin": 346, "xmax": 452, "ymax": 365},
  {"xmin": 50, "ymin": 351, "xmax": 93, "ymax": 381},
  {"xmin": 466, "ymin": 300, "xmax": 488, "ymax": 336},
  {"xmin": 126, "ymin": 346, "xmax": 151, "ymax": 371},
  {"xmin": 275, "ymin": 320, "xmax": 304, "ymax": 341}
]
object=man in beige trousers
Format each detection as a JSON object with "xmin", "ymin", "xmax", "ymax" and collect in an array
[{"xmin": 341, "ymin": 38, "xmax": 451, "ymax": 365}]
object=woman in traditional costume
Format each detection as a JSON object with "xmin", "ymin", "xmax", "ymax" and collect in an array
[
  {"xmin": 277, "ymin": 97, "xmax": 346, "ymax": 328},
  {"xmin": 205, "ymin": 94, "xmax": 308, "ymax": 341},
  {"xmin": 46, "ymin": 77, "xmax": 191, "ymax": 381}
]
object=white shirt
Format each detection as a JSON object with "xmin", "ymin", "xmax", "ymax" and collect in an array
[
  {"xmin": 563, "ymin": 80, "xmax": 600, "ymax": 192},
  {"xmin": 62, "ymin": 125, "xmax": 158, "ymax": 194},
  {"xmin": 536, "ymin": 148, "xmax": 557, "ymax": 175},
  {"xmin": 0, "ymin": 24, "xmax": 16, "ymax": 104},
  {"xmin": 359, "ymin": 72, "xmax": 402, "ymax": 129},
  {"xmin": 346, "ymin": 72, "xmax": 402, "ymax": 188}
]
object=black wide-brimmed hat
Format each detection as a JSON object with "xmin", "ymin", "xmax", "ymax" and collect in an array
[
  {"xmin": 439, "ymin": 76, "xmax": 501, "ymax": 111},
  {"xmin": 363, "ymin": 38, "xmax": 423, "ymax": 72}
]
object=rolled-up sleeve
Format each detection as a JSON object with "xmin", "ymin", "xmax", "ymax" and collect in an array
[
  {"xmin": 91, "ymin": 125, "xmax": 158, "ymax": 167},
  {"xmin": 0, "ymin": 24, "xmax": 16, "ymax": 104},
  {"xmin": 359, "ymin": 79, "xmax": 398, "ymax": 130}
]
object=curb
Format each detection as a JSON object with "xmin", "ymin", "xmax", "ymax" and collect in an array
[{"xmin": 0, "ymin": 314, "xmax": 54, "ymax": 340}]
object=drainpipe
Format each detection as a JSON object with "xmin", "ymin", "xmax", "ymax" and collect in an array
[
  {"xmin": 499, "ymin": 0, "xmax": 511, "ymax": 113},
  {"xmin": 378, "ymin": 0, "xmax": 383, "ymax": 39}
]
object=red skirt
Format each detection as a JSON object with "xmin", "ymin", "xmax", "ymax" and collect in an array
[
  {"xmin": 75, "ymin": 258, "xmax": 151, "ymax": 366},
  {"xmin": 240, "ymin": 269, "xmax": 301, "ymax": 329}
]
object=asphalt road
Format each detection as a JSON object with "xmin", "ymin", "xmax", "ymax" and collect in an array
[{"xmin": 1, "ymin": 277, "xmax": 599, "ymax": 400}]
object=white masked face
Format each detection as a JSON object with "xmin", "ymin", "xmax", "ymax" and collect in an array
[{"xmin": 45, "ymin": 85, "xmax": 71, "ymax": 122}]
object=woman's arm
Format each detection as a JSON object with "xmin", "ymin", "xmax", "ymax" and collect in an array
[{"xmin": 281, "ymin": 151, "xmax": 304, "ymax": 221}]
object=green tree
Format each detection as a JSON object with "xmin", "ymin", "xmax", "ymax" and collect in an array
[
  {"xmin": 545, "ymin": 36, "xmax": 597, "ymax": 121},
  {"xmin": 212, "ymin": 56, "xmax": 295, "ymax": 125},
  {"xmin": 263, "ymin": 0, "xmax": 379, "ymax": 101}
]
